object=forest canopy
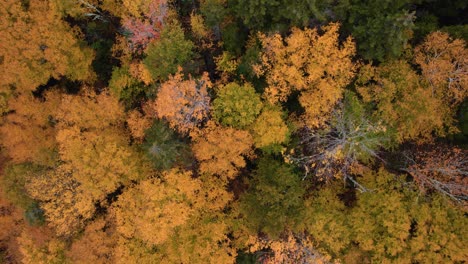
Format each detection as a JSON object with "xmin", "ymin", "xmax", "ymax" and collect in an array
[{"xmin": 0, "ymin": 0, "xmax": 467, "ymax": 263}]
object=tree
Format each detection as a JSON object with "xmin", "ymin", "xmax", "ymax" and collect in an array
[
  {"xmin": 357, "ymin": 60, "xmax": 449, "ymax": 142},
  {"xmin": 244, "ymin": 232, "xmax": 332, "ymax": 264},
  {"xmin": 141, "ymin": 120, "xmax": 193, "ymax": 170},
  {"xmin": 254, "ymin": 23, "xmax": 356, "ymax": 127},
  {"xmin": 414, "ymin": 31, "xmax": 467, "ymax": 107},
  {"xmin": 67, "ymin": 218, "xmax": 116, "ymax": 264},
  {"xmin": 334, "ymin": 0, "xmax": 416, "ymax": 61},
  {"xmin": 112, "ymin": 169, "xmax": 203, "ymax": 247},
  {"xmin": 121, "ymin": 0, "xmax": 168, "ymax": 53},
  {"xmin": 0, "ymin": 0, "xmax": 94, "ymax": 94},
  {"xmin": 55, "ymin": 91, "xmax": 145, "ymax": 201},
  {"xmin": 192, "ymin": 121, "xmax": 253, "ymax": 180},
  {"xmin": 143, "ymin": 21, "xmax": 194, "ymax": 81},
  {"xmin": 231, "ymin": 0, "xmax": 331, "ymax": 31},
  {"xmin": 147, "ymin": 70, "xmax": 212, "ymax": 134},
  {"xmin": 288, "ymin": 92, "xmax": 391, "ymax": 186},
  {"xmin": 0, "ymin": 163, "xmax": 43, "ymax": 210},
  {"xmin": 238, "ymin": 158, "xmax": 306, "ymax": 238},
  {"xmin": 250, "ymin": 104, "xmax": 290, "ymax": 152},
  {"xmin": 0, "ymin": 91, "xmax": 60, "ymax": 166},
  {"xmin": 17, "ymin": 228, "xmax": 67, "ymax": 264},
  {"xmin": 302, "ymin": 168, "xmax": 468, "ymax": 262},
  {"xmin": 26, "ymin": 167, "xmax": 95, "ymax": 236},
  {"xmin": 402, "ymin": 144, "xmax": 468, "ymax": 203},
  {"xmin": 212, "ymin": 82, "xmax": 263, "ymax": 129}
]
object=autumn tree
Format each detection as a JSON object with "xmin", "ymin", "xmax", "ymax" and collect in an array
[
  {"xmin": 212, "ymin": 82, "xmax": 263, "ymax": 129},
  {"xmin": 0, "ymin": 0, "xmax": 94, "ymax": 95},
  {"xmin": 143, "ymin": 21, "xmax": 194, "ymax": 81},
  {"xmin": 121, "ymin": 0, "xmax": 168, "ymax": 53},
  {"xmin": 402, "ymin": 144, "xmax": 468, "ymax": 203},
  {"xmin": 237, "ymin": 157, "xmax": 306, "ymax": 238},
  {"xmin": 147, "ymin": 70, "xmax": 212, "ymax": 134},
  {"xmin": 244, "ymin": 232, "xmax": 332, "ymax": 264},
  {"xmin": 112, "ymin": 169, "xmax": 235, "ymax": 263},
  {"xmin": 414, "ymin": 31, "xmax": 467, "ymax": 107},
  {"xmin": 55, "ymin": 91, "xmax": 145, "ymax": 201},
  {"xmin": 0, "ymin": 163, "xmax": 44, "ymax": 211},
  {"xmin": 67, "ymin": 218, "xmax": 116, "ymax": 264},
  {"xmin": 254, "ymin": 23, "xmax": 356, "ymax": 127},
  {"xmin": 26, "ymin": 167, "xmax": 95, "ymax": 236},
  {"xmin": 357, "ymin": 60, "xmax": 450, "ymax": 142},
  {"xmin": 0, "ymin": 91, "xmax": 61, "ymax": 166},
  {"xmin": 17, "ymin": 228, "xmax": 67, "ymax": 264},
  {"xmin": 302, "ymin": 168, "xmax": 467, "ymax": 262},
  {"xmin": 112, "ymin": 169, "xmax": 201, "ymax": 247},
  {"xmin": 192, "ymin": 121, "xmax": 253, "ymax": 180},
  {"xmin": 250, "ymin": 104, "xmax": 290, "ymax": 152}
]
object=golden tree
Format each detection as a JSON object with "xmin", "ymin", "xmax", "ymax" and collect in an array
[
  {"xmin": 0, "ymin": 0, "xmax": 94, "ymax": 94},
  {"xmin": 0, "ymin": 91, "xmax": 61, "ymax": 166},
  {"xmin": 112, "ymin": 169, "xmax": 203, "ymax": 247},
  {"xmin": 192, "ymin": 121, "xmax": 253, "ymax": 180},
  {"xmin": 254, "ymin": 23, "xmax": 356, "ymax": 127},
  {"xmin": 415, "ymin": 31, "xmax": 467, "ymax": 107}
]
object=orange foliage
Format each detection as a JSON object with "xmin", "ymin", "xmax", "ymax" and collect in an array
[
  {"xmin": 255, "ymin": 23, "xmax": 356, "ymax": 127},
  {"xmin": 0, "ymin": 91, "xmax": 60, "ymax": 165},
  {"xmin": 415, "ymin": 31, "xmax": 467, "ymax": 106},
  {"xmin": 26, "ymin": 167, "xmax": 95, "ymax": 236},
  {"xmin": 146, "ymin": 69, "xmax": 212, "ymax": 134},
  {"xmin": 112, "ymin": 169, "xmax": 203, "ymax": 246},
  {"xmin": 126, "ymin": 109, "xmax": 152, "ymax": 141},
  {"xmin": 192, "ymin": 121, "xmax": 253, "ymax": 180},
  {"xmin": 67, "ymin": 218, "xmax": 117, "ymax": 264},
  {"xmin": 0, "ymin": 0, "xmax": 94, "ymax": 94}
]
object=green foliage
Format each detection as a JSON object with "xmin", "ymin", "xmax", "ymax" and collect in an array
[
  {"xmin": 109, "ymin": 66, "xmax": 146, "ymax": 108},
  {"xmin": 0, "ymin": 163, "xmax": 43, "ymax": 209},
  {"xmin": 213, "ymin": 82, "xmax": 263, "ymax": 129},
  {"xmin": 230, "ymin": 0, "xmax": 331, "ymax": 31},
  {"xmin": 303, "ymin": 186, "xmax": 351, "ymax": 257},
  {"xmin": 221, "ymin": 21, "xmax": 247, "ymax": 56},
  {"xmin": 338, "ymin": 91, "xmax": 393, "ymax": 163},
  {"xmin": 335, "ymin": 0, "xmax": 416, "ymax": 61},
  {"xmin": 142, "ymin": 120, "xmax": 193, "ymax": 170},
  {"xmin": 200, "ymin": 0, "xmax": 228, "ymax": 28},
  {"xmin": 303, "ymin": 168, "xmax": 468, "ymax": 262},
  {"xmin": 24, "ymin": 202, "xmax": 45, "ymax": 226},
  {"xmin": 238, "ymin": 157, "xmax": 306, "ymax": 238},
  {"xmin": 143, "ymin": 21, "xmax": 194, "ymax": 81}
]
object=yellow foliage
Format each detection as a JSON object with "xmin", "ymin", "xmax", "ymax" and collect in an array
[
  {"xmin": 0, "ymin": 0, "xmax": 94, "ymax": 94},
  {"xmin": 190, "ymin": 13, "xmax": 210, "ymax": 39},
  {"xmin": 255, "ymin": 23, "xmax": 356, "ymax": 127},
  {"xmin": 67, "ymin": 218, "xmax": 116, "ymax": 264},
  {"xmin": 251, "ymin": 105, "xmax": 289, "ymax": 148},
  {"xmin": 126, "ymin": 110, "xmax": 152, "ymax": 141},
  {"xmin": 414, "ymin": 31, "xmax": 467, "ymax": 107},
  {"xmin": 129, "ymin": 61, "xmax": 154, "ymax": 85},
  {"xmin": 192, "ymin": 121, "xmax": 253, "ymax": 180},
  {"xmin": 0, "ymin": 91, "xmax": 60, "ymax": 165},
  {"xmin": 112, "ymin": 169, "xmax": 202, "ymax": 247}
]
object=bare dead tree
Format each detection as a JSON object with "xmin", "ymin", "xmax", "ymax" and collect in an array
[
  {"xmin": 287, "ymin": 97, "xmax": 391, "ymax": 192},
  {"xmin": 401, "ymin": 144, "xmax": 468, "ymax": 203}
]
